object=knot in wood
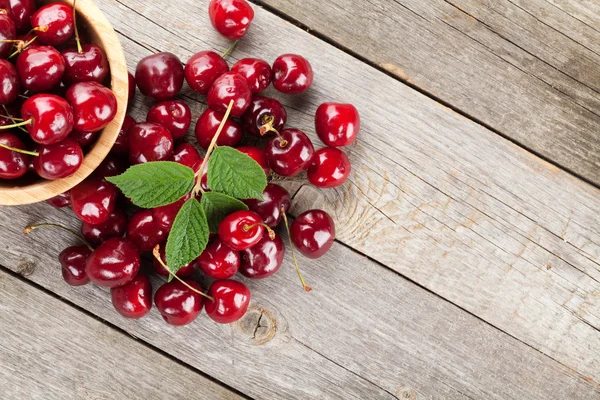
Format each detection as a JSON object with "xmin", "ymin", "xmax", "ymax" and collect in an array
[
  {"xmin": 236, "ymin": 306, "xmax": 277, "ymax": 345},
  {"xmin": 396, "ymin": 386, "xmax": 417, "ymax": 400},
  {"xmin": 17, "ymin": 259, "xmax": 36, "ymax": 276}
]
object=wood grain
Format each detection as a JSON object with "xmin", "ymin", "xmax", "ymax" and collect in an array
[{"xmin": 0, "ymin": 270, "xmax": 241, "ymax": 400}]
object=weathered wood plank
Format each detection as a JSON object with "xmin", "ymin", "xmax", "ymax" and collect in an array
[
  {"xmin": 0, "ymin": 270, "xmax": 241, "ymax": 400},
  {"xmin": 257, "ymin": 0, "xmax": 600, "ymax": 185}
]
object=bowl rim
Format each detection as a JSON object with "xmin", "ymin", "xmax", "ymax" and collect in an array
[{"xmin": 0, "ymin": 0, "xmax": 128, "ymax": 206}]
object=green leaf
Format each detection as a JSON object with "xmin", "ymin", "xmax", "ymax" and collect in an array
[
  {"xmin": 201, "ymin": 191, "xmax": 249, "ymax": 233},
  {"xmin": 207, "ymin": 146, "xmax": 267, "ymax": 200},
  {"xmin": 107, "ymin": 162, "xmax": 195, "ymax": 208},
  {"xmin": 165, "ymin": 198, "xmax": 209, "ymax": 277}
]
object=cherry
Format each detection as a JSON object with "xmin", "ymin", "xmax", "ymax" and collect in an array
[
  {"xmin": 111, "ymin": 273, "xmax": 152, "ymax": 319},
  {"xmin": 59, "ymin": 245, "xmax": 92, "ymax": 286},
  {"xmin": 208, "ymin": 0, "xmax": 254, "ymax": 40},
  {"xmin": 243, "ymin": 183, "xmax": 290, "ymax": 227},
  {"xmin": 111, "ymin": 115, "xmax": 135, "ymax": 155},
  {"xmin": 169, "ymin": 142, "xmax": 201, "ymax": 169},
  {"xmin": 46, "ymin": 190, "xmax": 71, "ymax": 208},
  {"xmin": 272, "ymin": 54, "xmax": 313, "ymax": 94},
  {"xmin": 33, "ymin": 138, "xmax": 83, "ymax": 180},
  {"xmin": 30, "ymin": 3, "xmax": 74, "ymax": 46},
  {"xmin": 128, "ymin": 122, "xmax": 174, "ymax": 164},
  {"xmin": 207, "ymin": 72, "xmax": 252, "ymax": 117},
  {"xmin": 265, "ymin": 128, "xmax": 315, "ymax": 176},
  {"xmin": 70, "ymin": 178, "xmax": 118, "ymax": 224},
  {"xmin": 147, "ymin": 100, "xmax": 191, "ymax": 141},
  {"xmin": 241, "ymin": 96, "xmax": 286, "ymax": 137},
  {"xmin": 315, "ymin": 103, "xmax": 360, "ymax": 147},
  {"xmin": 0, "ymin": 132, "xmax": 29, "ymax": 179},
  {"xmin": 152, "ymin": 245, "xmax": 195, "ymax": 278},
  {"xmin": 236, "ymin": 146, "xmax": 270, "ymax": 176},
  {"xmin": 85, "ymin": 237, "xmax": 140, "ymax": 288},
  {"xmin": 152, "ymin": 192, "xmax": 191, "ymax": 233},
  {"xmin": 195, "ymin": 108, "xmax": 242, "ymax": 149},
  {"xmin": 127, "ymin": 72, "xmax": 135, "ymax": 104},
  {"xmin": 205, "ymin": 279, "xmax": 251, "ymax": 324},
  {"xmin": 66, "ymin": 81, "xmax": 117, "ymax": 132},
  {"xmin": 0, "ymin": 14, "xmax": 16, "ymax": 58},
  {"xmin": 196, "ymin": 237, "xmax": 240, "ymax": 279},
  {"xmin": 69, "ymin": 129, "xmax": 98, "ymax": 147},
  {"xmin": 0, "ymin": 60, "xmax": 18, "ymax": 104},
  {"xmin": 218, "ymin": 210, "xmax": 271, "ymax": 251},
  {"xmin": 290, "ymin": 209, "xmax": 335, "ymax": 259},
  {"xmin": 16, "ymin": 45, "xmax": 64, "ymax": 92},
  {"xmin": 307, "ymin": 147, "xmax": 351, "ymax": 188},
  {"xmin": 184, "ymin": 50, "xmax": 228, "ymax": 95},
  {"xmin": 21, "ymin": 94, "xmax": 74, "ymax": 144},
  {"xmin": 231, "ymin": 58, "xmax": 271, "ymax": 94},
  {"xmin": 154, "ymin": 280, "xmax": 204, "ymax": 326},
  {"xmin": 127, "ymin": 209, "xmax": 167, "ymax": 252},
  {"xmin": 135, "ymin": 52, "xmax": 184, "ymax": 101},
  {"xmin": 240, "ymin": 234, "xmax": 284, "ymax": 279},
  {"xmin": 61, "ymin": 44, "xmax": 109, "ymax": 85},
  {"xmin": 81, "ymin": 208, "xmax": 128, "ymax": 245},
  {"xmin": 93, "ymin": 154, "xmax": 127, "ymax": 178},
  {"xmin": 7, "ymin": 0, "xmax": 35, "ymax": 33}
]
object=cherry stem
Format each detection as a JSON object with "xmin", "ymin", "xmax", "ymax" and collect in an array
[
  {"xmin": 24, "ymin": 223, "xmax": 94, "ymax": 251},
  {"xmin": 193, "ymin": 100, "xmax": 235, "ymax": 195},
  {"xmin": 260, "ymin": 116, "xmax": 287, "ymax": 146},
  {"xmin": 243, "ymin": 222, "xmax": 276, "ymax": 240},
  {"xmin": 1, "ymin": 105, "xmax": 26, "ymax": 133},
  {"xmin": 221, "ymin": 40, "xmax": 238, "ymax": 59},
  {"xmin": 152, "ymin": 245, "xmax": 214, "ymax": 301},
  {"xmin": 281, "ymin": 207, "xmax": 312, "ymax": 292},
  {"xmin": 9, "ymin": 36, "xmax": 37, "ymax": 58},
  {"xmin": 0, "ymin": 142, "xmax": 38, "ymax": 156},
  {"xmin": 0, "ymin": 118, "xmax": 32, "ymax": 130},
  {"xmin": 0, "ymin": 113, "xmax": 23, "ymax": 121},
  {"xmin": 73, "ymin": 0, "xmax": 83, "ymax": 53}
]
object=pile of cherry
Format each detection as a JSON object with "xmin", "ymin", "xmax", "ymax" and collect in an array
[{"xmin": 26, "ymin": 0, "xmax": 360, "ymax": 327}]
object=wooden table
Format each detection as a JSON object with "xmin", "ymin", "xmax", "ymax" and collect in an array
[{"xmin": 1, "ymin": 0, "xmax": 599, "ymax": 398}]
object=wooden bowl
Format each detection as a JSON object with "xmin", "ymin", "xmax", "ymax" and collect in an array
[{"xmin": 0, "ymin": 0, "xmax": 128, "ymax": 206}]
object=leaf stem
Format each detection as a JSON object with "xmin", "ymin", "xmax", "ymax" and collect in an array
[
  {"xmin": 24, "ymin": 223, "xmax": 94, "ymax": 251},
  {"xmin": 281, "ymin": 207, "xmax": 312, "ymax": 292}
]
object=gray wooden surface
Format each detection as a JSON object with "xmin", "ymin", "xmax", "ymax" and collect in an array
[{"xmin": 1, "ymin": 0, "xmax": 599, "ymax": 398}]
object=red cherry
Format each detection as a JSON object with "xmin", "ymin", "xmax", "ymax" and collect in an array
[
  {"xmin": 184, "ymin": 50, "xmax": 228, "ymax": 95},
  {"xmin": 86, "ymin": 237, "xmax": 141, "ymax": 288},
  {"xmin": 169, "ymin": 142, "xmax": 201, "ymax": 169},
  {"xmin": 128, "ymin": 122, "xmax": 174, "ymax": 165},
  {"xmin": 231, "ymin": 58, "xmax": 271, "ymax": 94},
  {"xmin": 30, "ymin": 3, "xmax": 73, "ymax": 46},
  {"xmin": 290, "ymin": 209, "xmax": 335, "ymax": 259},
  {"xmin": 59, "ymin": 245, "xmax": 92, "ymax": 286},
  {"xmin": 272, "ymin": 54, "xmax": 313, "ymax": 94},
  {"xmin": 315, "ymin": 103, "xmax": 360, "ymax": 147},
  {"xmin": 127, "ymin": 209, "xmax": 167, "ymax": 252},
  {"xmin": 243, "ymin": 183, "xmax": 290, "ymax": 227},
  {"xmin": 152, "ymin": 193, "xmax": 191, "ymax": 232},
  {"xmin": 7, "ymin": 0, "xmax": 35, "ymax": 33},
  {"xmin": 240, "ymin": 234, "xmax": 284, "ymax": 279},
  {"xmin": 61, "ymin": 44, "xmax": 109, "ymax": 85},
  {"xmin": 154, "ymin": 280, "xmax": 204, "ymax": 326},
  {"xmin": 135, "ymin": 52, "xmax": 183, "ymax": 101},
  {"xmin": 21, "ymin": 94, "xmax": 74, "ymax": 144},
  {"xmin": 111, "ymin": 273, "xmax": 152, "ymax": 319},
  {"xmin": 236, "ymin": 146, "xmax": 270, "ymax": 176},
  {"xmin": 66, "ymin": 81, "xmax": 117, "ymax": 132},
  {"xmin": 195, "ymin": 108, "xmax": 242, "ymax": 149},
  {"xmin": 127, "ymin": 72, "xmax": 135, "ymax": 104},
  {"xmin": 241, "ymin": 96, "xmax": 286, "ymax": 138},
  {"xmin": 81, "ymin": 208, "xmax": 128, "ymax": 245},
  {"xmin": 70, "ymin": 178, "xmax": 118, "ymax": 224},
  {"xmin": 111, "ymin": 115, "xmax": 135, "ymax": 155},
  {"xmin": 93, "ymin": 154, "xmax": 128, "ymax": 178},
  {"xmin": 33, "ymin": 138, "xmax": 83, "ymax": 180},
  {"xmin": 0, "ymin": 60, "xmax": 18, "ymax": 104},
  {"xmin": 147, "ymin": 100, "xmax": 191, "ymax": 140},
  {"xmin": 307, "ymin": 147, "xmax": 351, "ymax": 188},
  {"xmin": 0, "ymin": 14, "xmax": 16, "ymax": 59},
  {"xmin": 152, "ymin": 245, "xmax": 195, "ymax": 278},
  {"xmin": 208, "ymin": 0, "xmax": 254, "ymax": 40},
  {"xmin": 46, "ymin": 190, "xmax": 71, "ymax": 208},
  {"xmin": 69, "ymin": 129, "xmax": 98, "ymax": 148},
  {"xmin": 218, "ymin": 210, "xmax": 267, "ymax": 251},
  {"xmin": 207, "ymin": 72, "xmax": 252, "ymax": 117},
  {"xmin": 16, "ymin": 45, "xmax": 64, "ymax": 92},
  {"xmin": 0, "ymin": 132, "xmax": 29, "ymax": 179},
  {"xmin": 197, "ymin": 237, "xmax": 240, "ymax": 279},
  {"xmin": 265, "ymin": 128, "xmax": 315, "ymax": 176},
  {"xmin": 205, "ymin": 279, "xmax": 251, "ymax": 324}
]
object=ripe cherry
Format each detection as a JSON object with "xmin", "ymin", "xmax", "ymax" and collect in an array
[
  {"xmin": 111, "ymin": 273, "xmax": 152, "ymax": 319},
  {"xmin": 0, "ymin": 60, "xmax": 19, "ymax": 105},
  {"xmin": 231, "ymin": 58, "xmax": 271, "ymax": 94},
  {"xmin": 135, "ymin": 52, "xmax": 184, "ymax": 101},
  {"xmin": 46, "ymin": 190, "xmax": 71, "ymax": 208},
  {"xmin": 218, "ymin": 210, "xmax": 271, "ymax": 251},
  {"xmin": 152, "ymin": 193, "xmax": 191, "ymax": 232},
  {"xmin": 152, "ymin": 245, "xmax": 195, "ymax": 278},
  {"xmin": 0, "ymin": 14, "xmax": 15, "ymax": 59},
  {"xmin": 240, "ymin": 234, "xmax": 284, "ymax": 279},
  {"xmin": 70, "ymin": 178, "xmax": 118, "ymax": 224},
  {"xmin": 241, "ymin": 96, "xmax": 286, "ymax": 137},
  {"xmin": 243, "ymin": 184, "xmax": 290, "ymax": 227},
  {"xmin": 111, "ymin": 115, "xmax": 135, "ymax": 155},
  {"xmin": 147, "ymin": 100, "xmax": 191, "ymax": 140},
  {"xmin": 33, "ymin": 138, "xmax": 83, "ymax": 180},
  {"xmin": 16, "ymin": 45, "xmax": 64, "ymax": 92},
  {"xmin": 307, "ymin": 147, "xmax": 351, "ymax": 188},
  {"xmin": 290, "ymin": 209, "xmax": 335, "ymax": 259},
  {"xmin": 127, "ymin": 72, "xmax": 135, "ymax": 104},
  {"xmin": 236, "ymin": 146, "xmax": 270, "ymax": 176},
  {"xmin": 184, "ymin": 50, "xmax": 228, "ymax": 95},
  {"xmin": 21, "ymin": 94, "xmax": 74, "ymax": 144},
  {"xmin": 154, "ymin": 280, "xmax": 204, "ymax": 326},
  {"xmin": 315, "ymin": 103, "xmax": 360, "ymax": 147},
  {"xmin": 197, "ymin": 237, "xmax": 240, "ymax": 279},
  {"xmin": 66, "ymin": 81, "xmax": 117, "ymax": 132},
  {"xmin": 69, "ymin": 129, "xmax": 98, "ymax": 147},
  {"xmin": 128, "ymin": 122, "xmax": 174, "ymax": 165},
  {"xmin": 81, "ymin": 208, "xmax": 128, "ymax": 245},
  {"xmin": 7, "ymin": 0, "xmax": 36, "ymax": 33},
  {"xmin": 61, "ymin": 44, "xmax": 109, "ymax": 85},
  {"xmin": 208, "ymin": 0, "xmax": 254, "ymax": 40},
  {"xmin": 205, "ymin": 279, "xmax": 251, "ymax": 324},
  {"xmin": 127, "ymin": 209, "xmax": 167, "ymax": 252},
  {"xmin": 272, "ymin": 54, "xmax": 313, "ymax": 94},
  {"xmin": 195, "ymin": 108, "xmax": 242, "ymax": 149},
  {"xmin": 30, "ymin": 3, "xmax": 74, "ymax": 46},
  {"xmin": 170, "ymin": 142, "xmax": 201, "ymax": 169},
  {"xmin": 59, "ymin": 245, "xmax": 92, "ymax": 286},
  {"xmin": 265, "ymin": 128, "xmax": 315, "ymax": 176},
  {"xmin": 0, "ymin": 132, "xmax": 29, "ymax": 179},
  {"xmin": 85, "ymin": 237, "xmax": 141, "ymax": 288},
  {"xmin": 207, "ymin": 72, "xmax": 251, "ymax": 117},
  {"xmin": 94, "ymin": 154, "xmax": 128, "ymax": 178}
]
